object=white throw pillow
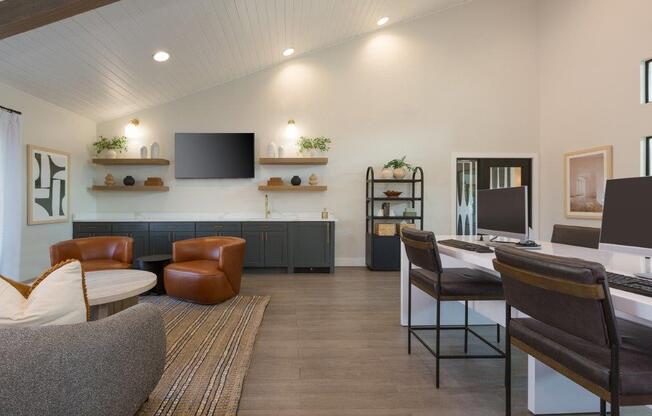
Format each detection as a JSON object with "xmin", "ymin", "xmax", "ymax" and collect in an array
[{"xmin": 0, "ymin": 260, "xmax": 89, "ymax": 327}]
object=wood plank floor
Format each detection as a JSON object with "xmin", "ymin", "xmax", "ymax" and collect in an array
[{"xmin": 238, "ymin": 267, "xmax": 650, "ymax": 416}]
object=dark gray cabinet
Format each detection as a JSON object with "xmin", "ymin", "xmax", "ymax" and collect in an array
[
  {"xmin": 243, "ymin": 223, "xmax": 288, "ymax": 268},
  {"xmin": 149, "ymin": 222, "xmax": 195, "ymax": 255},
  {"xmin": 111, "ymin": 222, "xmax": 149, "ymax": 263},
  {"xmin": 72, "ymin": 220, "xmax": 334, "ymax": 273},
  {"xmin": 290, "ymin": 222, "xmax": 333, "ymax": 271}
]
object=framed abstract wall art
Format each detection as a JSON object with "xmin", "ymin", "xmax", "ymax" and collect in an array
[
  {"xmin": 564, "ymin": 145, "xmax": 613, "ymax": 219},
  {"xmin": 27, "ymin": 145, "xmax": 70, "ymax": 225}
]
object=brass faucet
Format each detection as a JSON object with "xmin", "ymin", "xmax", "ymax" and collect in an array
[{"xmin": 264, "ymin": 194, "xmax": 270, "ymax": 219}]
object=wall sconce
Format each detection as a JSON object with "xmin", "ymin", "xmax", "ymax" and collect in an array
[
  {"xmin": 286, "ymin": 119, "xmax": 298, "ymax": 141},
  {"xmin": 125, "ymin": 119, "xmax": 140, "ymax": 138}
]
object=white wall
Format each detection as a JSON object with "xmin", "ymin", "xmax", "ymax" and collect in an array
[
  {"xmin": 97, "ymin": 0, "xmax": 539, "ymax": 265},
  {"xmin": 0, "ymin": 82, "xmax": 97, "ymax": 280},
  {"xmin": 538, "ymin": 0, "xmax": 652, "ymax": 239}
]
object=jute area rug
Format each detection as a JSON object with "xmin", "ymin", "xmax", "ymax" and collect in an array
[{"xmin": 137, "ymin": 295, "xmax": 269, "ymax": 416}]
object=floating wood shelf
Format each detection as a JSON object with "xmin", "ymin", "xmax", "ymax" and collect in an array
[
  {"xmin": 258, "ymin": 157, "xmax": 328, "ymax": 165},
  {"xmin": 92, "ymin": 158, "xmax": 170, "ymax": 166},
  {"xmin": 258, "ymin": 185, "xmax": 327, "ymax": 192},
  {"xmin": 91, "ymin": 185, "xmax": 169, "ymax": 192}
]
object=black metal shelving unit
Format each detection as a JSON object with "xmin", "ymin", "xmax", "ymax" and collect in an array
[{"xmin": 366, "ymin": 166, "xmax": 424, "ymax": 271}]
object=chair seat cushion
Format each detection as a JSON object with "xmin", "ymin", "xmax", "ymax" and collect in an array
[
  {"xmin": 82, "ymin": 259, "xmax": 131, "ymax": 272},
  {"xmin": 511, "ymin": 317, "xmax": 652, "ymax": 397},
  {"xmin": 164, "ymin": 261, "xmax": 232, "ymax": 304},
  {"xmin": 165, "ymin": 260, "xmax": 222, "ymax": 277},
  {"xmin": 410, "ymin": 268, "xmax": 504, "ymax": 300}
]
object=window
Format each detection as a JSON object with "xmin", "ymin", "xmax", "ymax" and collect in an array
[
  {"xmin": 643, "ymin": 59, "xmax": 652, "ymax": 104},
  {"xmin": 646, "ymin": 137, "xmax": 652, "ymax": 176}
]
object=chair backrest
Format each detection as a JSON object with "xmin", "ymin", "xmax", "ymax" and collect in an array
[
  {"xmin": 50, "ymin": 237, "xmax": 133, "ymax": 265},
  {"xmin": 400, "ymin": 228, "xmax": 443, "ymax": 274},
  {"xmin": 551, "ymin": 224, "xmax": 601, "ymax": 249},
  {"xmin": 493, "ymin": 246, "xmax": 618, "ymax": 346}
]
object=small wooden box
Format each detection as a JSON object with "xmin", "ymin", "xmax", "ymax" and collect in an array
[{"xmin": 375, "ymin": 223, "xmax": 396, "ymax": 236}]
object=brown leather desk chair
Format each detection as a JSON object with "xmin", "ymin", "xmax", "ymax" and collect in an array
[
  {"xmin": 551, "ymin": 224, "xmax": 601, "ymax": 249},
  {"xmin": 401, "ymin": 228, "xmax": 505, "ymax": 388},
  {"xmin": 494, "ymin": 246, "xmax": 652, "ymax": 416},
  {"xmin": 50, "ymin": 236, "xmax": 133, "ymax": 272},
  {"xmin": 164, "ymin": 237, "xmax": 246, "ymax": 304}
]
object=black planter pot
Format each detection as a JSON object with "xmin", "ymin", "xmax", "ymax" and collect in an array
[
  {"xmin": 123, "ymin": 175, "xmax": 135, "ymax": 186},
  {"xmin": 290, "ymin": 175, "xmax": 301, "ymax": 186}
]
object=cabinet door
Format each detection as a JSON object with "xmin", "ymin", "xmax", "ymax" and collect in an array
[
  {"xmin": 149, "ymin": 232, "xmax": 173, "ymax": 255},
  {"xmin": 172, "ymin": 231, "xmax": 195, "ymax": 243},
  {"xmin": 196, "ymin": 222, "xmax": 242, "ymax": 237},
  {"xmin": 291, "ymin": 222, "xmax": 331, "ymax": 267},
  {"xmin": 264, "ymin": 231, "xmax": 288, "ymax": 267},
  {"xmin": 112, "ymin": 231, "xmax": 149, "ymax": 262},
  {"xmin": 243, "ymin": 231, "xmax": 265, "ymax": 267}
]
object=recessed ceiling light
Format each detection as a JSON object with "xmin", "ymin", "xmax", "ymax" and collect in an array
[
  {"xmin": 153, "ymin": 51, "xmax": 170, "ymax": 62},
  {"xmin": 282, "ymin": 48, "xmax": 295, "ymax": 57},
  {"xmin": 377, "ymin": 16, "xmax": 389, "ymax": 26}
]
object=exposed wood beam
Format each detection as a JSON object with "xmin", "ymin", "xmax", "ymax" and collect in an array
[{"xmin": 0, "ymin": 0, "xmax": 121, "ymax": 40}]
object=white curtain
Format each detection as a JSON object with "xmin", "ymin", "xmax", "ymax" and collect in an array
[{"xmin": 0, "ymin": 110, "xmax": 22, "ymax": 278}]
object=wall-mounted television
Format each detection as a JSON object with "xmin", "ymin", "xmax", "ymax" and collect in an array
[{"xmin": 175, "ymin": 133, "xmax": 255, "ymax": 179}]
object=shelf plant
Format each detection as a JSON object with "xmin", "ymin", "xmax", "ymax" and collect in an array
[
  {"xmin": 383, "ymin": 156, "xmax": 413, "ymax": 179},
  {"xmin": 297, "ymin": 136, "xmax": 332, "ymax": 157},
  {"xmin": 93, "ymin": 135, "xmax": 128, "ymax": 158}
]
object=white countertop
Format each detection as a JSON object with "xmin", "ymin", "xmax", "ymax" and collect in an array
[{"xmin": 73, "ymin": 212, "xmax": 337, "ymax": 222}]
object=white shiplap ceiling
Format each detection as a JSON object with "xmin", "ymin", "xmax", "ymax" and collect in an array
[{"xmin": 0, "ymin": 0, "xmax": 467, "ymax": 121}]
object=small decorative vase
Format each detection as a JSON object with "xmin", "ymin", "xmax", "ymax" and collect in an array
[
  {"xmin": 123, "ymin": 175, "xmax": 135, "ymax": 186},
  {"xmin": 291, "ymin": 175, "xmax": 302, "ymax": 186},
  {"xmin": 104, "ymin": 173, "xmax": 115, "ymax": 186},
  {"xmin": 393, "ymin": 167, "xmax": 407, "ymax": 179},
  {"xmin": 310, "ymin": 149, "xmax": 317, "ymax": 157},
  {"xmin": 150, "ymin": 142, "xmax": 160, "ymax": 159},
  {"xmin": 308, "ymin": 173, "xmax": 318, "ymax": 185},
  {"xmin": 278, "ymin": 145, "xmax": 286, "ymax": 158},
  {"xmin": 267, "ymin": 142, "xmax": 278, "ymax": 158},
  {"xmin": 105, "ymin": 149, "xmax": 117, "ymax": 159},
  {"xmin": 140, "ymin": 146, "xmax": 148, "ymax": 159},
  {"xmin": 381, "ymin": 168, "xmax": 393, "ymax": 179}
]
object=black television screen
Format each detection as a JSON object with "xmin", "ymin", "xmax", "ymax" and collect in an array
[{"xmin": 175, "ymin": 133, "xmax": 254, "ymax": 179}]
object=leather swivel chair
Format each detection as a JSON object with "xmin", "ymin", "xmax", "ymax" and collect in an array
[
  {"xmin": 50, "ymin": 236, "xmax": 133, "ymax": 272},
  {"xmin": 164, "ymin": 237, "xmax": 246, "ymax": 304},
  {"xmin": 494, "ymin": 246, "xmax": 652, "ymax": 416},
  {"xmin": 551, "ymin": 224, "xmax": 601, "ymax": 249},
  {"xmin": 401, "ymin": 228, "xmax": 505, "ymax": 388}
]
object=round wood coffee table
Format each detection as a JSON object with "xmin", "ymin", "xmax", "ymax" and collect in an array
[{"xmin": 85, "ymin": 269, "xmax": 157, "ymax": 320}]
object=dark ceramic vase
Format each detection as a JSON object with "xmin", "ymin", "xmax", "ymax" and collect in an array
[
  {"xmin": 123, "ymin": 175, "xmax": 135, "ymax": 186},
  {"xmin": 291, "ymin": 175, "xmax": 301, "ymax": 186}
]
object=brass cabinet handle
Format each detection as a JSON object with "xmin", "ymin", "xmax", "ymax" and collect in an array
[
  {"xmin": 260, "ymin": 232, "xmax": 264, "ymax": 241},
  {"xmin": 214, "ymin": 225, "xmax": 223, "ymax": 229}
]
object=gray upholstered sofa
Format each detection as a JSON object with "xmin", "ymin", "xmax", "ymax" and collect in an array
[{"xmin": 0, "ymin": 303, "xmax": 166, "ymax": 416}]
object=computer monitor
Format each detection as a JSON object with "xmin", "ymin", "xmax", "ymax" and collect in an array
[
  {"xmin": 599, "ymin": 177, "xmax": 652, "ymax": 258},
  {"xmin": 477, "ymin": 186, "xmax": 529, "ymax": 240}
]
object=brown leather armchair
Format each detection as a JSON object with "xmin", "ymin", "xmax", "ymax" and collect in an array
[
  {"xmin": 164, "ymin": 237, "xmax": 246, "ymax": 304},
  {"xmin": 50, "ymin": 236, "xmax": 133, "ymax": 272}
]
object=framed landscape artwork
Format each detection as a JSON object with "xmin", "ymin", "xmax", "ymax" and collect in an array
[
  {"xmin": 27, "ymin": 145, "xmax": 70, "ymax": 225},
  {"xmin": 564, "ymin": 145, "xmax": 613, "ymax": 219}
]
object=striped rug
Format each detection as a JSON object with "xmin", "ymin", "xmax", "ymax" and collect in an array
[{"xmin": 137, "ymin": 295, "xmax": 269, "ymax": 416}]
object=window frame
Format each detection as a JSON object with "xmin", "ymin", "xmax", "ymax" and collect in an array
[
  {"xmin": 646, "ymin": 137, "xmax": 652, "ymax": 176},
  {"xmin": 643, "ymin": 59, "xmax": 652, "ymax": 104}
]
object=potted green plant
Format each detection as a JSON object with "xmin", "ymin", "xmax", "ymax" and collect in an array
[
  {"xmin": 93, "ymin": 135, "xmax": 128, "ymax": 159},
  {"xmin": 384, "ymin": 156, "xmax": 413, "ymax": 179},
  {"xmin": 297, "ymin": 136, "xmax": 332, "ymax": 157}
]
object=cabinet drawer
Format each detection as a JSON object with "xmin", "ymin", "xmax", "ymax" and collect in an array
[
  {"xmin": 149, "ymin": 222, "xmax": 195, "ymax": 232},
  {"xmin": 243, "ymin": 222, "xmax": 287, "ymax": 232},
  {"xmin": 73, "ymin": 222, "xmax": 111, "ymax": 233},
  {"xmin": 112, "ymin": 222, "xmax": 149, "ymax": 232},
  {"xmin": 195, "ymin": 222, "xmax": 242, "ymax": 233}
]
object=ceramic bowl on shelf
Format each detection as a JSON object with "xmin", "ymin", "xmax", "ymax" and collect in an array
[{"xmin": 383, "ymin": 190, "xmax": 402, "ymax": 198}]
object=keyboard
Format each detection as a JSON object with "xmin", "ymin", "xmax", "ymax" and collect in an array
[
  {"xmin": 438, "ymin": 239, "xmax": 494, "ymax": 254},
  {"xmin": 607, "ymin": 272, "xmax": 652, "ymax": 297}
]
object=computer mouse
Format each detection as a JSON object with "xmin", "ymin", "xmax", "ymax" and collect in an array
[{"xmin": 517, "ymin": 240, "xmax": 538, "ymax": 247}]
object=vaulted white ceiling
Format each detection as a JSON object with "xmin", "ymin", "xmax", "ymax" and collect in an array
[{"xmin": 0, "ymin": 0, "xmax": 467, "ymax": 121}]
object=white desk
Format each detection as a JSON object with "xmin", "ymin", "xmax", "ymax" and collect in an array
[{"xmin": 400, "ymin": 235, "xmax": 652, "ymax": 415}]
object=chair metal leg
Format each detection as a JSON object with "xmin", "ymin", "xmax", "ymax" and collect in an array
[
  {"xmin": 505, "ymin": 305, "xmax": 511, "ymax": 416},
  {"xmin": 611, "ymin": 391, "xmax": 620, "ymax": 416},
  {"xmin": 497, "ymin": 324, "xmax": 501, "ymax": 344},
  {"xmin": 599, "ymin": 399, "xmax": 606, "ymax": 416},
  {"xmin": 464, "ymin": 300, "xmax": 469, "ymax": 354},
  {"xmin": 408, "ymin": 275, "xmax": 412, "ymax": 355},
  {"xmin": 436, "ymin": 296, "xmax": 441, "ymax": 389}
]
